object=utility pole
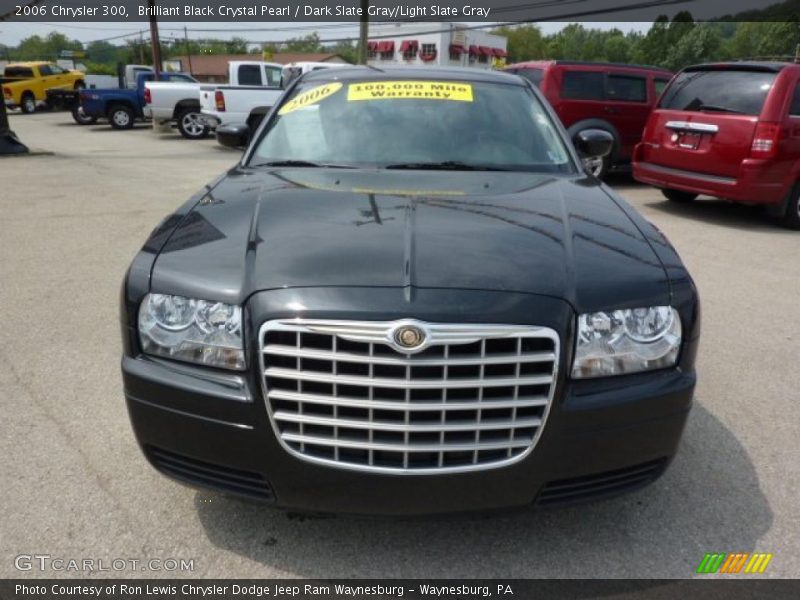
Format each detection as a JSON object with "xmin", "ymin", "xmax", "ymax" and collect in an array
[
  {"xmin": 148, "ymin": 0, "xmax": 162, "ymax": 79},
  {"xmin": 357, "ymin": 0, "xmax": 369, "ymax": 65},
  {"xmin": 184, "ymin": 27, "xmax": 193, "ymax": 75},
  {"xmin": 139, "ymin": 30, "xmax": 144, "ymax": 64}
]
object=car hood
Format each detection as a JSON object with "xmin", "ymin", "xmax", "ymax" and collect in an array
[{"xmin": 150, "ymin": 168, "xmax": 671, "ymax": 312}]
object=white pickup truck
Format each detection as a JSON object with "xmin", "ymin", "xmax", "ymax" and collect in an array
[
  {"xmin": 143, "ymin": 73, "xmax": 207, "ymax": 139},
  {"xmin": 199, "ymin": 61, "xmax": 285, "ymax": 131}
]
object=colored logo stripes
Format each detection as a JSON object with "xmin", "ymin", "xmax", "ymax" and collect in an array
[{"xmin": 697, "ymin": 552, "xmax": 772, "ymax": 574}]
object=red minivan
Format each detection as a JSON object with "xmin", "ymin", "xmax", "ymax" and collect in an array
[
  {"xmin": 505, "ymin": 60, "xmax": 673, "ymax": 178},
  {"xmin": 634, "ymin": 61, "xmax": 800, "ymax": 229}
]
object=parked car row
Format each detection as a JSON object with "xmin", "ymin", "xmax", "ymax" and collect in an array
[
  {"xmin": 9, "ymin": 56, "xmax": 799, "ymax": 228},
  {"xmin": 633, "ymin": 60, "xmax": 800, "ymax": 229},
  {"xmin": 505, "ymin": 60, "xmax": 673, "ymax": 179},
  {"xmin": 505, "ymin": 58, "xmax": 800, "ymax": 229},
  {"xmin": 3, "ymin": 61, "xmax": 86, "ymax": 113}
]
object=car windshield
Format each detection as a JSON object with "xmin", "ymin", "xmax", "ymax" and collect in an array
[
  {"xmin": 659, "ymin": 68, "xmax": 778, "ymax": 115},
  {"xmin": 250, "ymin": 77, "xmax": 573, "ymax": 172}
]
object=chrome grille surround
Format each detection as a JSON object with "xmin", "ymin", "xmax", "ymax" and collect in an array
[{"xmin": 259, "ymin": 319, "xmax": 559, "ymax": 474}]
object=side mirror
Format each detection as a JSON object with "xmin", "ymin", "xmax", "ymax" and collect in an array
[
  {"xmin": 572, "ymin": 129, "xmax": 614, "ymax": 159},
  {"xmin": 217, "ymin": 124, "xmax": 249, "ymax": 149}
]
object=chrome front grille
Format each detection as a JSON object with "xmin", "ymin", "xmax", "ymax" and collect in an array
[{"xmin": 259, "ymin": 319, "xmax": 559, "ymax": 474}]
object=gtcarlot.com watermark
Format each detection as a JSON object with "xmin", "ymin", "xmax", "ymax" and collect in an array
[{"xmin": 14, "ymin": 554, "xmax": 194, "ymax": 572}]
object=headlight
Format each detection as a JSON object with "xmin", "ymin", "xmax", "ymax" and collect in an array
[
  {"xmin": 138, "ymin": 293, "xmax": 244, "ymax": 370},
  {"xmin": 572, "ymin": 306, "xmax": 681, "ymax": 379}
]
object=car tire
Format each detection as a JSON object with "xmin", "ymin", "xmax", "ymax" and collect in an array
[
  {"xmin": 72, "ymin": 105, "xmax": 97, "ymax": 125},
  {"xmin": 781, "ymin": 183, "xmax": 800, "ymax": 230},
  {"xmin": 20, "ymin": 92, "xmax": 36, "ymax": 114},
  {"xmin": 108, "ymin": 104, "xmax": 135, "ymax": 130},
  {"xmin": 74, "ymin": 81, "xmax": 86, "ymax": 90},
  {"xmin": 177, "ymin": 108, "xmax": 209, "ymax": 140},
  {"xmin": 662, "ymin": 189, "xmax": 698, "ymax": 203}
]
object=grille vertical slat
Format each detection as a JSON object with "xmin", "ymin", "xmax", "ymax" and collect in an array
[{"xmin": 260, "ymin": 319, "xmax": 559, "ymax": 474}]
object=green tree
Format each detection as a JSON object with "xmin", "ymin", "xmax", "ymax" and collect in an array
[
  {"xmin": 283, "ymin": 34, "xmax": 323, "ymax": 53},
  {"xmin": 325, "ymin": 40, "xmax": 357, "ymax": 64},
  {"xmin": 492, "ymin": 25, "xmax": 546, "ymax": 62},
  {"xmin": 663, "ymin": 24, "xmax": 722, "ymax": 71},
  {"xmin": 85, "ymin": 40, "xmax": 122, "ymax": 64}
]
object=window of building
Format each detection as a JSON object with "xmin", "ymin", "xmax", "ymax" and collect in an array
[
  {"xmin": 420, "ymin": 43, "xmax": 437, "ymax": 62},
  {"xmin": 449, "ymin": 45, "xmax": 465, "ymax": 61},
  {"xmin": 379, "ymin": 41, "xmax": 395, "ymax": 59},
  {"xmin": 400, "ymin": 40, "xmax": 418, "ymax": 60},
  {"xmin": 367, "ymin": 41, "xmax": 378, "ymax": 60}
]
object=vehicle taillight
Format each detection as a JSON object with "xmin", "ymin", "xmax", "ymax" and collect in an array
[
  {"xmin": 143, "ymin": 87, "xmax": 151, "ymax": 104},
  {"xmin": 750, "ymin": 122, "xmax": 781, "ymax": 159},
  {"xmin": 2, "ymin": 87, "xmax": 10, "ymax": 99},
  {"xmin": 215, "ymin": 90, "xmax": 226, "ymax": 112}
]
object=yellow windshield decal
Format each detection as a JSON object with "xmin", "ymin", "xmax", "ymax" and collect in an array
[
  {"xmin": 347, "ymin": 81, "xmax": 473, "ymax": 102},
  {"xmin": 278, "ymin": 82, "xmax": 343, "ymax": 115}
]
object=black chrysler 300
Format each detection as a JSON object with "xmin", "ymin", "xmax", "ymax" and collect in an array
[{"xmin": 121, "ymin": 68, "xmax": 700, "ymax": 514}]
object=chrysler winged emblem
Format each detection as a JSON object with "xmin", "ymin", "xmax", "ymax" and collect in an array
[{"xmin": 392, "ymin": 324, "xmax": 426, "ymax": 351}]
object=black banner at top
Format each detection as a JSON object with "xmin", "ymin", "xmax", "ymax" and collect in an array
[{"xmin": 1, "ymin": 0, "xmax": 798, "ymax": 22}]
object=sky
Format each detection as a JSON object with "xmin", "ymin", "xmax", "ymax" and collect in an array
[{"xmin": 0, "ymin": 21, "xmax": 655, "ymax": 47}]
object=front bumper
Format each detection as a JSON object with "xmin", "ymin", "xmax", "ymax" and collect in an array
[{"xmin": 122, "ymin": 288, "xmax": 698, "ymax": 515}]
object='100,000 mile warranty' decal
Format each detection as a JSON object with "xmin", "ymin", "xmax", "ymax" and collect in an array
[{"xmin": 348, "ymin": 81, "xmax": 474, "ymax": 102}]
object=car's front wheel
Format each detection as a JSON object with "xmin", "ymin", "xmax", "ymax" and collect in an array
[
  {"xmin": 72, "ymin": 105, "xmax": 96, "ymax": 125},
  {"xmin": 662, "ymin": 189, "xmax": 698, "ymax": 203},
  {"xmin": 108, "ymin": 104, "xmax": 135, "ymax": 130},
  {"xmin": 177, "ymin": 108, "xmax": 209, "ymax": 140},
  {"xmin": 20, "ymin": 92, "xmax": 36, "ymax": 114}
]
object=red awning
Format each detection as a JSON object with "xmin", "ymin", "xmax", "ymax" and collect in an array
[
  {"xmin": 378, "ymin": 41, "xmax": 395, "ymax": 53},
  {"xmin": 449, "ymin": 44, "xmax": 465, "ymax": 54},
  {"xmin": 367, "ymin": 41, "xmax": 378, "ymax": 51},
  {"xmin": 400, "ymin": 40, "xmax": 419, "ymax": 52},
  {"xmin": 468, "ymin": 45, "xmax": 479, "ymax": 55},
  {"xmin": 479, "ymin": 46, "xmax": 492, "ymax": 56},
  {"xmin": 492, "ymin": 48, "xmax": 508, "ymax": 57}
]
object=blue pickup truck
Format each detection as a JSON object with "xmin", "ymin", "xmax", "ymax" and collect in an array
[{"xmin": 79, "ymin": 72, "xmax": 196, "ymax": 130}]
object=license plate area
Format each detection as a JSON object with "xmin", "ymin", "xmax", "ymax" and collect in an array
[{"xmin": 675, "ymin": 132, "xmax": 702, "ymax": 150}]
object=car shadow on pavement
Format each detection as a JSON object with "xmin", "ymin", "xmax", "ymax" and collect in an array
[
  {"xmin": 194, "ymin": 402, "xmax": 772, "ymax": 580},
  {"xmin": 645, "ymin": 197, "xmax": 793, "ymax": 233}
]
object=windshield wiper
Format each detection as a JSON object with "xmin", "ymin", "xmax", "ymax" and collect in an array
[
  {"xmin": 250, "ymin": 160, "xmax": 355, "ymax": 169},
  {"xmin": 694, "ymin": 104, "xmax": 745, "ymax": 114},
  {"xmin": 385, "ymin": 161, "xmax": 510, "ymax": 171}
]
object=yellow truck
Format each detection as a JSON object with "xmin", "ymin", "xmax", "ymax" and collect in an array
[{"xmin": 2, "ymin": 62, "xmax": 85, "ymax": 114}]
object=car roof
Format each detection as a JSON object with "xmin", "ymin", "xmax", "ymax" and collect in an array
[
  {"xmin": 683, "ymin": 60, "xmax": 798, "ymax": 73},
  {"xmin": 505, "ymin": 60, "xmax": 671, "ymax": 73},
  {"xmin": 302, "ymin": 66, "xmax": 526, "ymax": 86},
  {"xmin": 5, "ymin": 62, "xmax": 51, "ymax": 67}
]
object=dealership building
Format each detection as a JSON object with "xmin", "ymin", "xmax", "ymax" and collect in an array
[{"xmin": 367, "ymin": 23, "xmax": 508, "ymax": 70}]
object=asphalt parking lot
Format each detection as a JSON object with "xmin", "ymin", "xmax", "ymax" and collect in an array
[{"xmin": 1, "ymin": 111, "xmax": 798, "ymax": 579}]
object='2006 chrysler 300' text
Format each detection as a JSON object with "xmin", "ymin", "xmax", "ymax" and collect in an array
[{"xmin": 121, "ymin": 68, "xmax": 700, "ymax": 514}]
